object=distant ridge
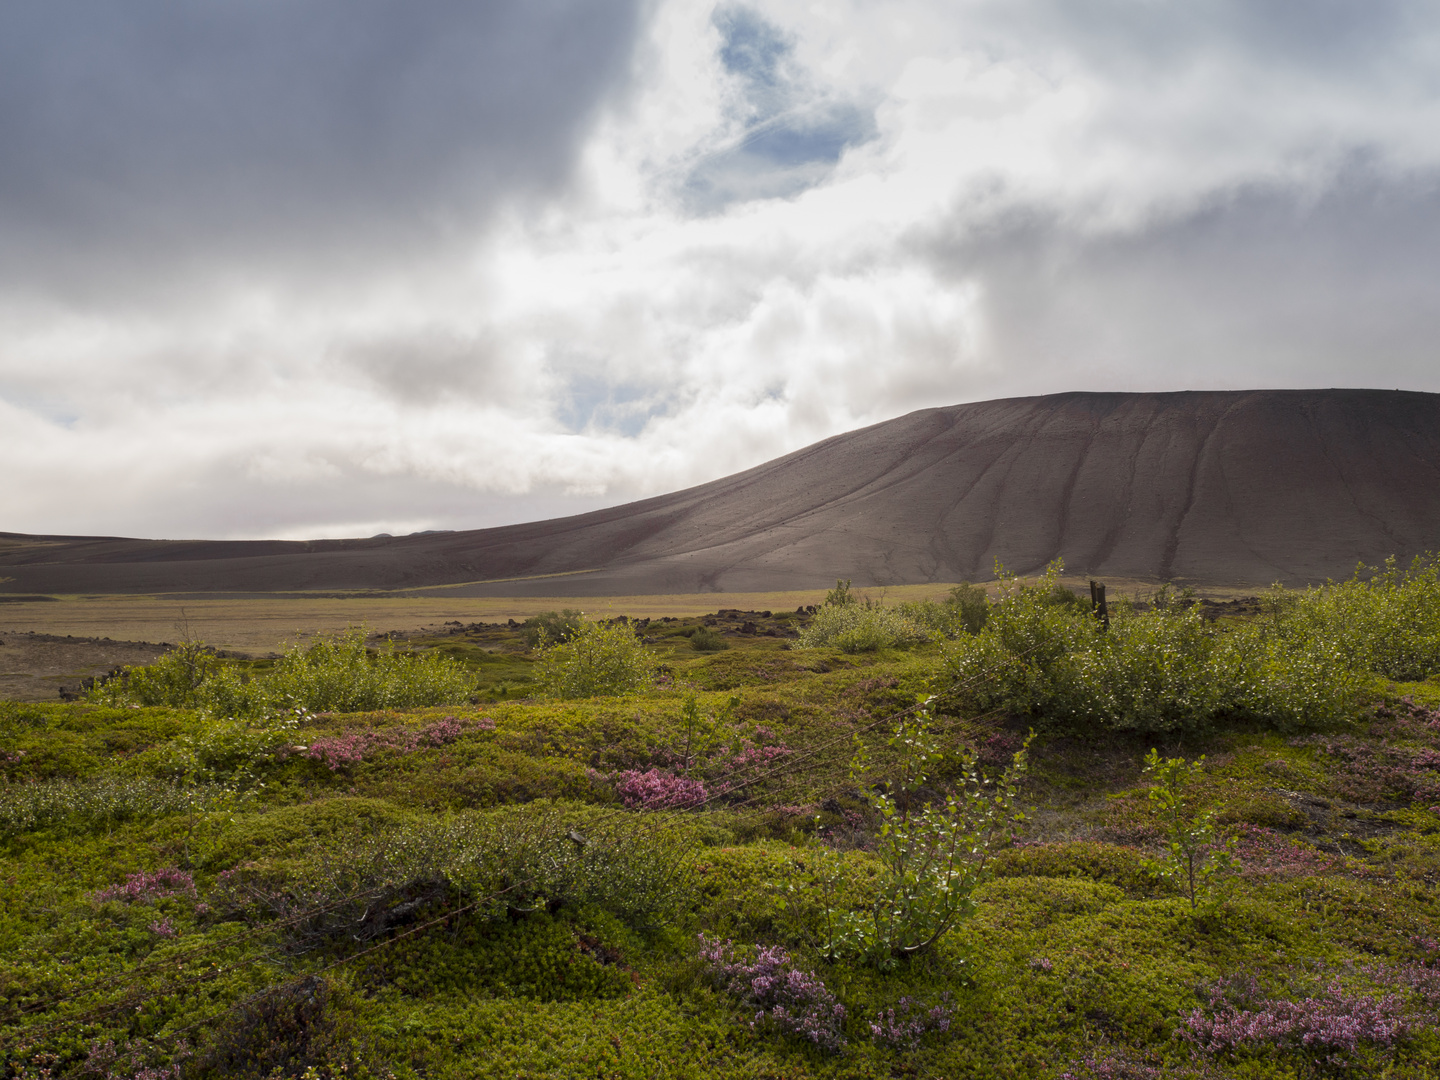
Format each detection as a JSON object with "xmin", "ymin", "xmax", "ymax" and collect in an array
[{"xmin": 3, "ymin": 389, "xmax": 1438, "ymax": 595}]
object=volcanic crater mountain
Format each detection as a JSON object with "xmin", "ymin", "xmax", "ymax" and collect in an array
[{"xmin": 3, "ymin": 389, "xmax": 1438, "ymax": 596}]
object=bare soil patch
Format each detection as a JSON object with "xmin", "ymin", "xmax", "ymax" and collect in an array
[{"xmin": 0, "ymin": 631, "xmax": 168, "ymax": 702}]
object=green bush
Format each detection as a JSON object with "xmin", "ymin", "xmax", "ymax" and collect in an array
[
  {"xmin": 103, "ymin": 640, "xmax": 220, "ymax": 709},
  {"xmin": 0, "ymin": 773, "xmax": 237, "ymax": 835},
  {"xmin": 1265, "ymin": 555, "xmax": 1440, "ymax": 681},
  {"xmin": 218, "ymin": 803, "xmax": 696, "ymax": 943},
  {"xmin": 260, "ymin": 629, "xmax": 477, "ymax": 713},
  {"xmin": 885, "ymin": 585, "xmax": 994, "ymax": 641},
  {"xmin": 947, "ymin": 582, "xmax": 991, "ymax": 634},
  {"xmin": 533, "ymin": 620, "xmax": 655, "ymax": 699},
  {"xmin": 1205, "ymin": 619, "xmax": 1366, "ymax": 729},
  {"xmin": 523, "ymin": 609, "xmax": 585, "ymax": 648},
  {"xmin": 88, "ymin": 628, "xmax": 477, "ymax": 717},
  {"xmin": 796, "ymin": 602, "xmax": 929, "ymax": 653},
  {"xmin": 688, "ymin": 625, "xmax": 729, "ymax": 652},
  {"xmin": 895, "ymin": 600, "xmax": 958, "ymax": 639},
  {"xmin": 937, "ymin": 561, "xmax": 1365, "ymax": 733}
]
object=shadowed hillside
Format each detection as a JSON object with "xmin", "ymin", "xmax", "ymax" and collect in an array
[{"xmin": 3, "ymin": 389, "xmax": 1438, "ymax": 595}]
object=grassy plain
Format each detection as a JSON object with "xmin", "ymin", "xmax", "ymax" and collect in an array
[
  {"xmin": 5, "ymin": 581, "xmax": 1437, "ymax": 1079},
  {"xmin": 0, "ymin": 590, "xmax": 841, "ymax": 653},
  {"xmin": 0, "ymin": 577, "xmax": 1255, "ymax": 653}
]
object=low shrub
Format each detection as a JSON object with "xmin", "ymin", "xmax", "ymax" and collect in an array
[
  {"xmin": 534, "ymin": 620, "xmax": 655, "ymax": 699},
  {"xmin": 297, "ymin": 715, "xmax": 495, "ymax": 771},
  {"xmin": 994, "ymin": 841, "xmax": 1164, "ymax": 898},
  {"xmin": 1291, "ymin": 709, "xmax": 1440, "ymax": 805},
  {"xmin": 609, "ymin": 768, "xmax": 710, "ymax": 810},
  {"xmin": 688, "ymin": 626, "xmax": 728, "ymax": 652},
  {"xmin": 81, "ymin": 1039, "xmax": 188, "ymax": 1080},
  {"xmin": 216, "ymin": 803, "xmax": 696, "ymax": 943},
  {"xmin": 868, "ymin": 995, "xmax": 954, "ymax": 1048},
  {"xmin": 1232, "ymin": 825, "xmax": 1347, "ymax": 879},
  {"xmin": 92, "ymin": 867, "xmax": 196, "ymax": 905},
  {"xmin": 0, "ymin": 774, "xmax": 235, "ymax": 835},
  {"xmin": 795, "ymin": 602, "xmax": 928, "ymax": 653},
  {"xmin": 142, "ymin": 710, "xmax": 304, "ymax": 784},
  {"xmin": 193, "ymin": 974, "xmax": 360, "ymax": 1080},
  {"xmin": 1181, "ymin": 974, "xmax": 1413, "ymax": 1060},
  {"xmin": 937, "ymin": 560, "xmax": 1366, "ymax": 733},
  {"xmin": 88, "ymin": 629, "xmax": 478, "ymax": 717},
  {"xmin": 374, "ymin": 908, "xmax": 634, "ymax": 1002},
  {"xmin": 1059, "ymin": 1047, "xmax": 1167, "ymax": 1079},
  {"xmin": 522, "ymin": 609, "xmax": 585, "ymax": 648},
  {"xmin": 697, "ymin": 935, "xmax": 847, "ymax": 1051}
]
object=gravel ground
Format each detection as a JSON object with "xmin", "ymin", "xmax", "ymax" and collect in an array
[{"xmin": 0, "ymin": 631, "xmax": 167, "ymax": 702}]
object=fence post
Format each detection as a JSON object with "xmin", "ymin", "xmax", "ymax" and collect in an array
[{"xmin": 1089, "ymin": 580, "xmax": 1110, "ymax": 630}]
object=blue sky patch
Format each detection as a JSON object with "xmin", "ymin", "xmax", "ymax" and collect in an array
[
  {"xmin": 557, "ymin": 373, "xmax": 665, "ymax": 437},
  {"xmin": 685, "ymin": 5, "xmax": 877, "ymax": 211}
]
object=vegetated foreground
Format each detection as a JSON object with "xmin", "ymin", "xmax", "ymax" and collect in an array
[{"xmin": 3, "ymin": 563, "xmax": 1440, "ymax": 1079}]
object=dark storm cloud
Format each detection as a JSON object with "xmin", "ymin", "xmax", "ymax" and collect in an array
[
  {"xmin": 926, "ymin": 166, "xmax": 1440, "ymax": 393},
  {"xmin": 683, "ymin": 5, "xmax": 877, "ymax": 211},
  {"xmin": 0, "ymin": 0, "xmax": 644, "ymax": 298}
]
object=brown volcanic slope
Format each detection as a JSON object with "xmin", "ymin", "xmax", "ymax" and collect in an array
[{"xmin": 3, "ymin": 389, "xmax": 1438, "ymax": 596}]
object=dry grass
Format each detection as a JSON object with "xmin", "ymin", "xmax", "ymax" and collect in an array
[
  {"xmin": 0, "ymin": 576, "xmax": 1264, "ymax": 654},
  {"xmin": 0, "ymin": 590, "xmax": 850, "ymax": 653}
]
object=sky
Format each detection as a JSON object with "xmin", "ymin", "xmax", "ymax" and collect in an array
[{"xmin": 4, "ymin": 0, "xmax": 1440, "ymax": 541}]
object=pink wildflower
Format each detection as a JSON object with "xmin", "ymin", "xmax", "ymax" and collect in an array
[
  {"xmin": 92, "ymin": 868, "xmax": 196, "ymax": 905},
  {"xmin": 698, "ymin": 935, "xmax": 846, "ymax": 1051},
  {"xmin": 612, "ymin": 768, "xmax": 709, "ymax": 810},
  {"xmin": 1182, "ymin": 976, "xmax": 1411, "ymax": 1058}
]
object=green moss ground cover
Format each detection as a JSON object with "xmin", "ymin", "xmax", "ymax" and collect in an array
[{"xmin": 3, "ymin": 573, "xmax": 1440, "ymax": 1079}]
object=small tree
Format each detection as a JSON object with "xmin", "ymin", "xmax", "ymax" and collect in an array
[
  {"xmin": 534, "ymin": 620, "xmax": 655, "ymax": 699},
  {"xmin": 1142, "ymin": 749, "xmax": 1236, "ymax": 911},
  {"xmin": 676, "ymin": 692, "xmax": 738, "ymax": 774},
  {"xmin": 820, "ymin": 702, "xmax": 1030, "ymax": 969}
]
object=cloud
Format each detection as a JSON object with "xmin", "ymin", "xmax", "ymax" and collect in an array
[
  {"xmin": 0, "ymin": 0, "xmax": 644, "ymax": 301},
  {"xmin": 924, "ymin": 166, "xmax": 1440, "ymax": 394}
]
